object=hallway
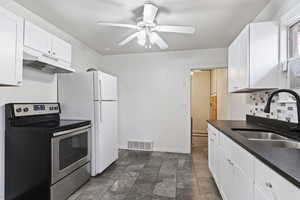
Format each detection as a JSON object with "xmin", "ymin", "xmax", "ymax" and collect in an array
[{"xmin": 68, "ymin": 136, "xmax": 221, "ymax": 200}]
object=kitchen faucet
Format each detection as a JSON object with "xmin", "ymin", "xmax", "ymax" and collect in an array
[{"xmin": 264, "ymin": 89, "xmax": 300, "ymax": 138}]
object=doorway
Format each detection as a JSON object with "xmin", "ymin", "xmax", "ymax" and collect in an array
[{"xmin": 191, "ymin": 68, "xmax": 228, "ymax": 150}]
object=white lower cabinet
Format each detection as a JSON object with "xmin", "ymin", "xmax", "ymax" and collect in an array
[
  {"xmin": 218, "ymin": 136, "xmax": 254, "ymax": 200},
  {"xmin": 254, "ymin": 157, "xmax": 300, "ymax": 200},
  {"xmin": 208, "ymin": 124, "xmax": 300, "ymax": 200}
]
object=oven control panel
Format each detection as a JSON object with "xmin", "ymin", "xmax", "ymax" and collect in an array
[{"xmin": 13, "ymin": 103, "xmax": 60, "ymax": 117}]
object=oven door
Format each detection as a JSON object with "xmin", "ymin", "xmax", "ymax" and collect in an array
[{"xmin": 51, "ymin": 125, "xmax": 91, "ymax": 184}]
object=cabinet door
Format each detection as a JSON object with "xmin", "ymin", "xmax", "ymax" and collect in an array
[
  {"xmin": 219, "ymin": 150, "xmax": 235, "ymax": 200},
  {"xmin": 51, "ymin": 36, "xmax": 72, "ymax": 63},
  {"xmin": 208, "ymin": 134, "xmax": 215, "ymax": 177},
  {"xmin": 228, "ymin": 44, "xmax": 234, "ymax": 92},
  {"xmin": 249, "ymin": 22, "xmax": 279, "ymax": 89},
  {"xmin": 234, "ymin": 165, "xmax": 254, "ymax": 200},
  {"xmin": 228, "ymin": 40, "xmax": 239, "ymax": 92},
  {"xmin": 0, "ymin": 7, "xmax": 23, "ymax": 86},
  {"xmin": 238, "ymin": 25, "xmax": 250, "ymax": 90},
  {"xmin": 24, "ymin": 21, "xmax": 52, "ymax": 55},
  {"xmin": 254, "ymin": 186, "xmax": 271, "ymax": 200}
]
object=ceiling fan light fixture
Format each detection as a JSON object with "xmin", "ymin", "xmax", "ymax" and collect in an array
[
  {"xmin": 149, "ymin": 32, "xmax": 157, "ymax": 44},
  {"xmin": 137, "ymin": 30, "xmax": 146, "ymax": 46},
  {"xmin": 98, "ymin": 3, "xmax": 195, "ymax": 50}
]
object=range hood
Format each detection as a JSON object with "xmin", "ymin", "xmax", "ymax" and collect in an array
[{"xmin": 23, "ymin": 47, "xmax": 75, "ymax": 73}]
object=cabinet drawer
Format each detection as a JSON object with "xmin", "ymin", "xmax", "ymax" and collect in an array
[
  {"xmin": 220, "ymin": 133, "xmax": 254, "ymax": 178},
  {"xmin": 254, "ymin": 158, "xmax": 300, "ymax": 200}
]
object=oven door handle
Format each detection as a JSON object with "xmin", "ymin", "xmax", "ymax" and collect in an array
[{"xmin": 53, "ymin": 125, "xmax": 92, "ymax": 137}]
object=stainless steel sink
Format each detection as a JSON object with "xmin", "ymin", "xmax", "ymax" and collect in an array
[
  {"xmin": 233, "ymin": 129, "xmax": 300, "ymax": 149},
  {"xmin": 248, "ymin": 139, "xmax": 300, "ymax": 149},
  {"xmin": 234, "ymin": 130, "xmax": 288, "ymax": 141}
]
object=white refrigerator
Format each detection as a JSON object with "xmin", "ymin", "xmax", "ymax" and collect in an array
[{"xmin": 58, "ymin": 71, "xmax": 118, "ymax": 176}]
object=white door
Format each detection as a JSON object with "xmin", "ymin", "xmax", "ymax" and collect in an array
[
  {"xmin": 0, "ymin": 7, "xmax": 23, "ymax": 86},
  {"xmin": 51, "ymin": 36, "xmax": 72, "ymax": 63},
  {"xmin": 24, "ymin": 21, "xmax": 52, "ymax": 55},
  {"xmin": 98, "ymin": 101, "xmax": 118, "ymax": 173},
  {"xmin": 100, "ymin": 72, "xmax": 118, "ymax": 101}
]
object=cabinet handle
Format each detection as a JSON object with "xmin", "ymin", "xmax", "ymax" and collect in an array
[
  {"xmin": 227, "ymin": 159, "xmax": 234, "ymax": 166},
  {"xmin": 265, "ymin": 182, "xmax": 273, "ymax": 188},
  {"xmin": 43, "ymin": 54, "xmax": 59, "ymax": 61}
]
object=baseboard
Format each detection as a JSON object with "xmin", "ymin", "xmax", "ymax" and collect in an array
[{"xmin": 119, "ymin": 146, "xmax": 190, "ymax": 154}]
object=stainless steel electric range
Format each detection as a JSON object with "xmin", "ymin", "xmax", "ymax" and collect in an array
[{"xmin": 5, "ymin": 103, "xmax": 91, "ymax": 200}]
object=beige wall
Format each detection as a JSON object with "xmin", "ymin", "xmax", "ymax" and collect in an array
[{"xmin": 191, "ymin": 71, "xmax": 211, "ymax": 133}]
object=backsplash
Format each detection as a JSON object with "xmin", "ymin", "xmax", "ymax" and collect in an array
[{"xmin": 247, "ymin": 90, "xmax": 299, "ymax": 123}]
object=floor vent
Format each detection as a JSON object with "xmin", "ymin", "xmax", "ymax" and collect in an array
[{"xmin": 127, "ymin": 140, "xmax": 153, "ymax": 151}]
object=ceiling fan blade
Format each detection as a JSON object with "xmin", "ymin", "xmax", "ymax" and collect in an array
[
  {"xmin": 156, "ymin": 25, "xmax": 195, "ymax": 34},
  {"xmin": 143, "ymin": 3, "xmax": 158, "ymax": 23},
  {"xmin": 118, "ymin": 32, "xmax": 140, "ymax": 46},
  {"xmin": 150, "ymin": 32, "xmax": 168, "ymax": 50},
  {"xmin": 97, "ymin": 22, "xmax": 139, "ymax": 29}
]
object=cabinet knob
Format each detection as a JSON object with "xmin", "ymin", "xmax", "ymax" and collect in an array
[
  {"xmin": 53, "ymin": 52, "xmax": 56, "ymax": 55},
  {"xmin": 48, "ymin": 50, "xmax": 51, "ymax": 54}
]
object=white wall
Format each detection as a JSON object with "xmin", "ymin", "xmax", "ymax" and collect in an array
[
  {"xmin": 101, "ymin": 48, "xmax": 227, "ymax": 154},
  {"xmin": 0, "ymin": 1, "xmax": 104, "ymax": 198},
  {"xmin": 227, "ymin": 0, "xmax": 300, "ymax": 120}
]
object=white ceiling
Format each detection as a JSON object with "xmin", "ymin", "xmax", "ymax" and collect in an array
[{"xmin": 14, "ymin": 0, "xmax": 270, "ymax": 55}]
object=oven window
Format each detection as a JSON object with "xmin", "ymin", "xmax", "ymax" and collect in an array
[{"xmin": 59, "ymin": 132, "xmax": 88, "ymax": 170}]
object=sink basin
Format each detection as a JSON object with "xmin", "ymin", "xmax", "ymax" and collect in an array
[
  {"xmin": 234, "ymin": 130, "xmax": 288, "ymax": 141},
  {"xmin": 248, "ymin": 140, "xmax": 300, "ymax": 149}
]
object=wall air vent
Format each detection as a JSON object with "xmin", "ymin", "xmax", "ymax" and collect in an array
[{"xmin": 127, "ymin": 140, "xmax": 153, "ymax": 151}]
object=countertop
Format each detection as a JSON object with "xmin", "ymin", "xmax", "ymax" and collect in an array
[{"xmin": 208, "ymin": 120, "xmax": 300, "ymax": 188}]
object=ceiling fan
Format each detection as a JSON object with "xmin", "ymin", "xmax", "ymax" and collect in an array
[{"xmin": 97, "ymin": 3, "xmax": 196, "ymax": 50}]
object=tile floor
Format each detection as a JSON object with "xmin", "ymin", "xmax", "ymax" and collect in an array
[{"xmin": 68, "ymin": 136, "xmax": 222, "ymax": 200}]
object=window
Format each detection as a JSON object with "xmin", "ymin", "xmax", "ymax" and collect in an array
[{"xmin": 289, "ymin": 21, "xmax": 300, "ymax": 58}]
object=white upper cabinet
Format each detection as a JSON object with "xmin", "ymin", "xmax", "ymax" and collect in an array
[
  {"xmin": 0, "ymin": 6, "xmax": 23, "ymax": 86},
  {"xmin": 51, "ymin": 36, "xmax": 72, "ymax": 63},
  {"xmin": 24, "ymin": 20, "xmax": 74, "ymax": 73},
  {"xmin": 228, "ymin": 21, "xmax": 279, "ymax": 93},
  {"xmin": 24, "ymin": 21, "xmax": 52, "ymax": 56}
]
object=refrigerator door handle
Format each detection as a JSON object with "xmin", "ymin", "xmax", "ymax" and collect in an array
[{"xmin": 100, "ymin": 101, "xmax": 102, "ymax": 122}]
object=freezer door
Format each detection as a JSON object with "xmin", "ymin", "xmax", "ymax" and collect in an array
[
  {"xmin": 96, "ymin": 101, "xmax": 118, "ymax": 174},
  {"xmin": 100, "ymin": 72, "xmax": 118, "ymax": 101},
  {"xmin": 93, "ymin": 71, "xmax": 117, "ymax": 101}
]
